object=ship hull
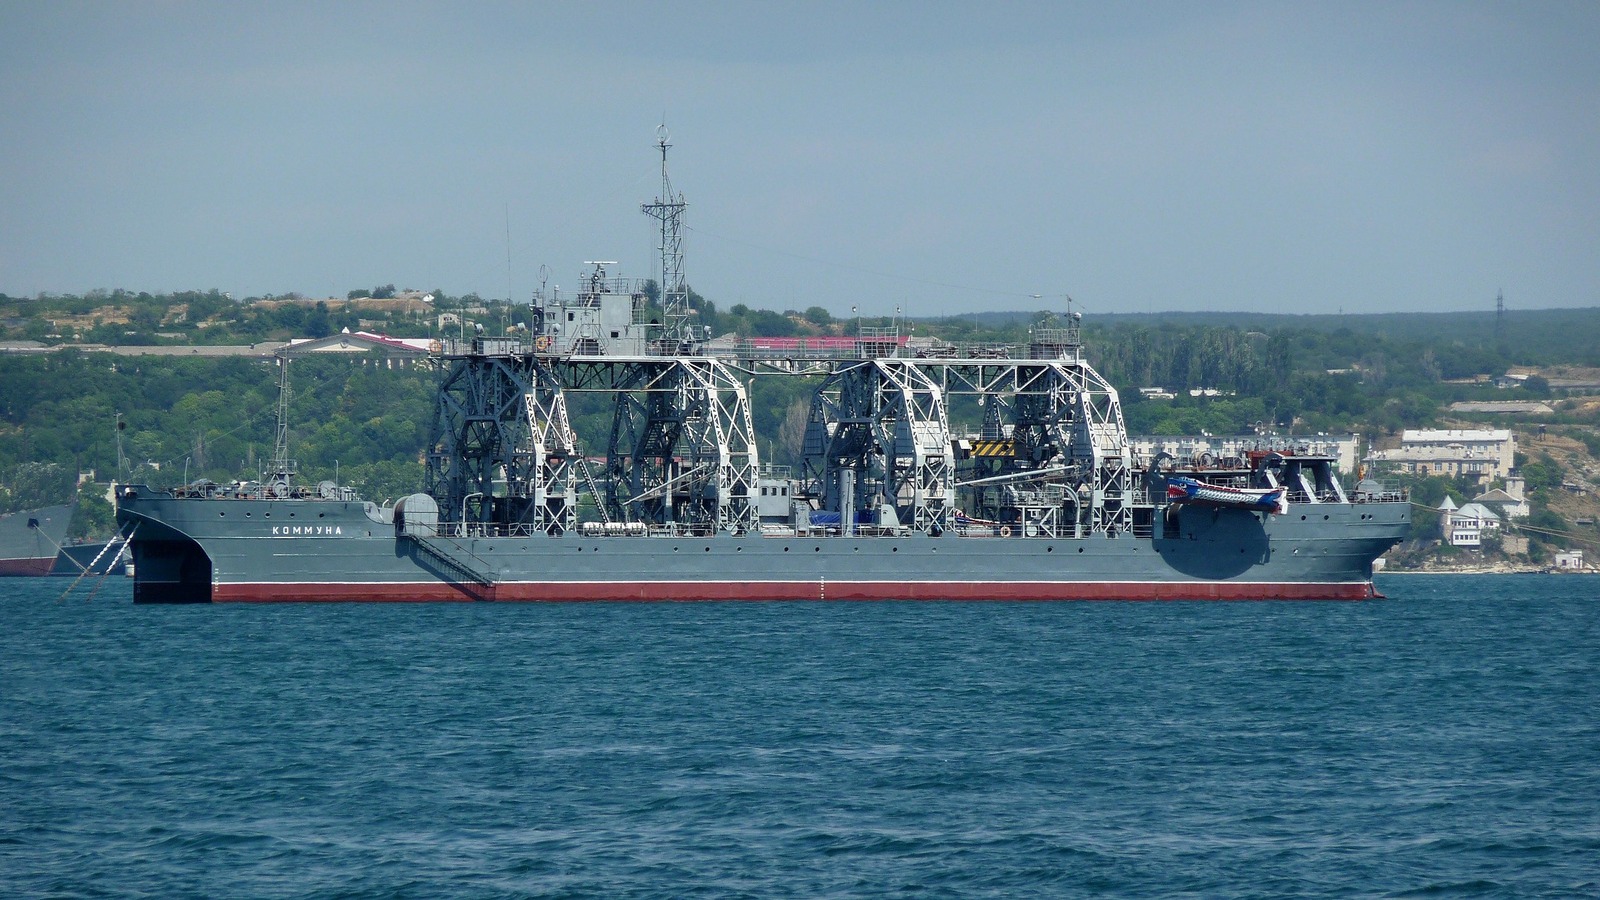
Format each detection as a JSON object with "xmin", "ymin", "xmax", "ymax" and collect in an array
[
  {"xmin": 206, "ymin": 580, "xmax": 1378, "ymax": 602},
  {"xmin": 50, "ymin": 541, "xmax": 122, "ymax": 576},
  {"xmin": 0, "ymin": 556, "xmax": 57, "ymax": 577},
  {"xmin": 0, "ymin": 503, "xmax": 75, "ymax": 578},
  {"xmin": 117, "ymin": 489, "xmax": 1407, "ymax": 603}
]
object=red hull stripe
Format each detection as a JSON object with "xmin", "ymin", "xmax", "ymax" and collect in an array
[
  {"xmin": 0, "ymin": 557, "xmax": 57, "ymax": 577},
  {"xmin": 210, "ymin": 580, "xmax": 1377, "ymax": 602}
]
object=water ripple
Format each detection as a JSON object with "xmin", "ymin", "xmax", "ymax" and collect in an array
[{"xmin": 3, "ymin": 576, "xmax": 1598, "ymax": 897}]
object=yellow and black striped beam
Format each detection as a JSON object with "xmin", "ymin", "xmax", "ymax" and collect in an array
[{"xmin": 969, "ymin": 439, "xmax": 1015, "ymax": 458}]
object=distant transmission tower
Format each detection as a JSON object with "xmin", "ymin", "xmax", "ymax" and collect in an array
[
  {"xmin": 641, "ymin": 125, "xmax": 690, "ymax": 349},
  {"xmin": 1495, "ymin": 288, "xmax": 1506, "ymax": 356}
]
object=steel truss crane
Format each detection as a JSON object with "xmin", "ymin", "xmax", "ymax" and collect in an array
[
  {"xmin": 423, "ymin": 333, "xmax": 1131, "ymax": 543},
  {"xmin": 425, "ymin": 347, "xmax": 578, "ymax": 536},
  {"xmin": 801, "ymin": 359, "xmax": 956, "ymax": 535},
  {"xmin": 602, "ymin": 358, "xmax": 758, "ymax": 533},
  {"xmin": 933, "ymin": 358, "xmax": 1133, "ymax": 536}
]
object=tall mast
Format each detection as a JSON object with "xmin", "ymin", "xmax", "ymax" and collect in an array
[
  {"xmin": 641, "ymin": 125, "xmax": 690, "ymax": 348},
  {"xmin": 269, "ymin": 346, "xmax": 296, "ymax": 493}
]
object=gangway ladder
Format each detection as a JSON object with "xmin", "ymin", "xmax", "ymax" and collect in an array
[
  {"xmin": 575, "ymin": 456, "xmax": 612, "ymax": 525},
  {"xmin": 57, "ymin": 523, "xmax": 137, "ymax": 602},
  {"xmin": 406, "ymin": 533, "xmax": 498, "ymax": 600}
]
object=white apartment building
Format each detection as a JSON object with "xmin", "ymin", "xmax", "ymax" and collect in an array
[
  {"xmin": 1369, "ymin": 429, "xmax": 1516, "ymax": 484},
  {"xmin": 1130, "ymin": 434, "xmax": 1361, "ymax": 475}
]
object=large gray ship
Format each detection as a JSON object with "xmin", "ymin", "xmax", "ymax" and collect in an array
[
  {"xmin": 114, "ymin": 303, "xmax": 1409, "ymax": 602},
  {"xmin": 0, "ymin": 503, "xmax": 74, "ymax": 576},
  {"xmin": 114, "ymin": 137, "xmax": 1409, "ymax": 603}
]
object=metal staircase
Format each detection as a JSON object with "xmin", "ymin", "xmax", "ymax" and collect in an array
[{"xmin": 406, "ymin": 534, "xmax": 498, "ymax": 598}]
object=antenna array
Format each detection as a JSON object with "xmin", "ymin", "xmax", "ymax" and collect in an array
[{"xmin": 641, "ymin": 125, "xmax": 691, "ymax": 349}]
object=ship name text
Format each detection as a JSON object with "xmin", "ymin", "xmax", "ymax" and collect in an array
[{"xmin": 270, "ymin": 525, "xmax": 345, "ymax": 536}]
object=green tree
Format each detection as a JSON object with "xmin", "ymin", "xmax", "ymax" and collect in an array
[
  {"xmin": 71, "ymin": 481, "xmax": 116, "ymax": 540},
  {"xmin": 305, "ymin": 302, "xmax": 333, "ymax": 338},
  {"xmin": 749, "ymin": 310, "xmax": 798, "ymax": 337},
  {"xmin": 0, "ymin": 462, "xmax": 74, "ymax": 512}
]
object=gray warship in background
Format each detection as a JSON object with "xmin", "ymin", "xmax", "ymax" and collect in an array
[
  {"xmin": 0, "ymin": 501, "xmax": 120, "ymax": 577},
  {"xmin": 0, "ymin": 503, "xmax": 74, "ymax": 576},
  {"xmin": 115, "ymin": 136, "xmax": 1409, "ymax": 603}
]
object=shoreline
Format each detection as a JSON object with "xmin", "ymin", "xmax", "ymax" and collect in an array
[{"xmin": 1381, "ymin": 567, "xmax": 1591, "ymax": 575}]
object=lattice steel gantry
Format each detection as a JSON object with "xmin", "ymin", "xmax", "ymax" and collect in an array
[
  {"xmin": 602, "ymin": 357, "xmax": 759, "ymax": 533},
  {"xmin": 425, "ymin": 345, "xmax": 578, "ymax": 535},
  {"xmin": 801, "ymin": 359, "xmax": 956, "ymax": 535},
  {"xmin": 933, "ymin": 355, "xmax": 1133, "ymax": 536}
]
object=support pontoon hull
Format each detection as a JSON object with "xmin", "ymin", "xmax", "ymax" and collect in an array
[{"xmin": 118, "ymin": 489, "xmax": 1408, "ymax": 603}]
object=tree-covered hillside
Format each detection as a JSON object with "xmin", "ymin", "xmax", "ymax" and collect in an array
[
  {"xmin": 3, "ymin": 288, "xmax": 1597, "ymax": 530},
  {"xmin": 0, "ymin": 351, "xmax": 434, "ymax": 512}
]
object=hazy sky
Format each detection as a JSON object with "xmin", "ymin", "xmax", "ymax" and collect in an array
[{"xmin": 3, "ymin": 1, "xmax": 1597, "ymax": 317}]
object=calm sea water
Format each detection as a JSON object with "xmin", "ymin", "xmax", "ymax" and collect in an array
[{"xmin": 3, "ymin": 577, "xmax": 1598, "ymax": 898}]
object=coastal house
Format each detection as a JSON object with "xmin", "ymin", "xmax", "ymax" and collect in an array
[
  {"xmin": 1553, "ymin": 550, "xmax": 1586, "ymax": 571},
  {"xmin": 1496, "ymin": 366, "xmax": 1539, "ymax": 389},
  {"xmin": 1439, "ymin": 497, "xmax": 1502, "ymax": 548},
  {"xmin": 1470, "ymin": 476, "xmax": 1530, "ymax": 520}
]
